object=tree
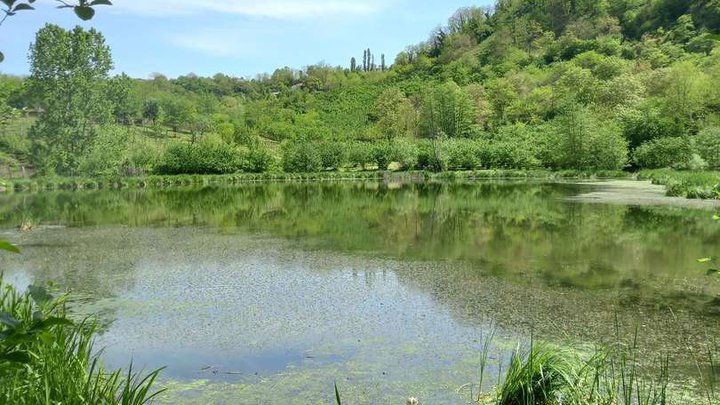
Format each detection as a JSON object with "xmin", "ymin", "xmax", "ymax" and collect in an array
[
  {"xmin": 161, "ymin": 98, "xmax": 195, "ymax": 133},
  {"xmin": 142, "ymin": 99, "xmax": 162, "ymax": 125},
  {"xmin": 0, "ymin": 0, "xmax": 113, "ymax": 62},
  {"xmin": 419, "ymin": 81, "xmax": 476, "ymax": 138},
  {"xmin": 547, "ymin": 108, "xmax": 628, "ymax": 170},
  {"xmin": 350, "ymin": 57, "xmax": 357, "ymax": 72},
  {"xmin": 27, "ymin": 24, "xmax": 114, "ymax": 176},
  {"xmin": 370, "ymin": 88, "xmax": 416, "ymax": 141}
]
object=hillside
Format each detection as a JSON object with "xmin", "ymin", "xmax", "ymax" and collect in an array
[{"xmin": 2, "ymin": 0, "xmax": 720, "ymax": 177}]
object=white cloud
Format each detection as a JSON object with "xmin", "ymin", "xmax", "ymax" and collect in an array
[
  {"xmin": 167, "ymin": 26, "xmax": 271, "ymax": 58},
  {"xmin": 114, "ymin": 0, "xmax": 382, "ymax": 19}
]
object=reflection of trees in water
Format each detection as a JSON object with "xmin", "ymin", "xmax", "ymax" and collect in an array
[
  {"xmin": 1, "ymin": 183, "xmax": 719, "ymax": 279},
  {"xmin": 1, "ymin": 181, "xmax": 719, "ymax": 387},
  {"xmin": 1, "ymin": 181, "xmax": 719, "ymax": 303},
  {"xmin": 392, "ymin": 259, "xmax": 720, "ymax": 387}
]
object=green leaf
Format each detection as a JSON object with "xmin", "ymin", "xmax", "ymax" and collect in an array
[
  {"xmin": 27, "ymin": 285, "xmax": 53, "ymax": 304},
  {"xmin": 74, "ymin": 5, "xmax": 95, "ymax": 20},
  {"xmin": 0, "ymin": 51, "xmax": 4, "ymax": 63},
  {"xmin": 334, "ymin": 381, "xmax": 342, "ymax": 405},
  {"xmin": 707, "ymin": 269, "xmax": 719, "ymax": 276},
  {"xmin": 698, "ymin": 258, "xmax": 713, "ymax": 263},
  {"xmin": 713, "ymin": 214, "xmax": 719, "ymax": 221},
  {"xmin": 89, "ymin": 0, "xmax": 112, "ymax": 5},
  {"xmin": 0, "ymin": 312, "xmax": 20, "ymax": 328},
  {"xmin": 31, "ymin": 317, "xmax": 73, "ymax": 331},
  {"xmin": 11, "ymin": 3, "xmax": 33, "ymax": 11},
  {"xmin": 0, "ymin": 239, "xmax": 19, "ymax": 253},
  {"xmin": 0, "ymin": 351, "xmax": 31, "ymax": 364}
]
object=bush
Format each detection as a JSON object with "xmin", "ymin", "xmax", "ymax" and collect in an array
[
  {"xmin": 486, "ymin": 124, "xmax": 542, "ymax": 169},
  {"xmin": 372, "ymin": 142, "xmax": 393, "ymax": 170},
  {"xmin": 78, "ymin": 125, "xmax": 130, "ymax": 176},
  {"xmin": 391, "ymin": 138, "xmax": 419, "ymax": 170},
  {"xmin": 548, "ymin": 109, "xmax": 628, "ymax": 170},
  {"xmin": 245, "ymin": 147, "xmax": 277, "ymax": 173},
  {"xmin": 695, "ymin": 126, "xmax": 720, "ymax": 169},
  {"xmin": 318, "ymin": 142, "xmax": 347, "ymax": 170},
  {"xmin": 347, "ymin": 142, "xmax": 374, "ymax": 170},
  {"xmin": 633, "ymin": 137, "xmax": 693, "ymax": 169},
  {"xmin": 157, "ymin": 141, "xmax": 246, "ymax": 174},
  {"xmin": 282, "ymin": 142, "xmax": 322, "ymax": 173},
  {"xmin": 415, "ymin": 140, "xmax": 446, "ymax": 172},
  {"xmin": 440, "ymin": 138, "xmax": 481, "ymax": 170}
]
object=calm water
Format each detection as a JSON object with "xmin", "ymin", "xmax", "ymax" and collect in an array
[{"xmin": 1, "ymin": 181, "xmax": 719, "ymax": 403}]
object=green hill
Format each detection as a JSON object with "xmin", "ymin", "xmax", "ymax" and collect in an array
[{"xmin": 2, "ymin": 0, "xmax": 720, "ymax": 177}]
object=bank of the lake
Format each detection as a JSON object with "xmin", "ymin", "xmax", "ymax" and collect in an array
[
  {"xmin": 0, "ymin": 169, "xmax": 630, "ymax": 193},
  {"xmin": 638, "ymin": 169, "xmax": 720, "ymax": 199}
]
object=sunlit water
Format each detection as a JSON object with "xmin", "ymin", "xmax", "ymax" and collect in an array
[{"xmin": 1, "ymin": 181, "xmax": 719, "ymax": 403}]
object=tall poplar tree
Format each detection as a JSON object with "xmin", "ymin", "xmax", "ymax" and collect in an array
[{"xmin": 27, "ymin": 24, "xmax": 114, "ymax": 175}]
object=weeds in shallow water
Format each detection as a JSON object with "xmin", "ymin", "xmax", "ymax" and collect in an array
[
  {"xmin": 472, "ymin": 326, "xmax": 688, "ymax": 405},
  {"xmin": 334, "ymin": 381, "xmax": 342, "ymax": 405},
  {"xmin": 0, "ymin": 275, "xmax": 165, "ymax": 404},
  {"xmin": 497, "ymin": 339, "xmax": 581, "ymax": 405}
]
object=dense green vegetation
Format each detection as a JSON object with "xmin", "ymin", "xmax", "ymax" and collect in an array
[
  {"xmin": 0, "ymin": 268, "xmax": 163, "ymax": 404},
  {"xmin": 2, "ymin": 0, "xmax": 720, "ymax": 181}
]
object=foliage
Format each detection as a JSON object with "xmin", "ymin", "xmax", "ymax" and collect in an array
[
  {"xmin": 634, "ymin": 137, "xmax": 694, "ymax": 169},
  {"xmin": 4, "ymin": 0, "xmax": 720, "ymax": 177},
  {"xmin": 0, "ymin": 275, "xmax": 164, "ymax": 404},
  {"xmin": 497, "ymin": 342, "xmax": 580, "ymax": 405},
  {"xmin": 282, "ymin": 141, "xmax": 322, "ymax": 173},
  {"xmin": 440, "ymin": 138, "xmax": 481, "ymax": 170},
  {"xmin": 318, "ymin": 141, "xmax": 347, "ymax": 171},
  {"xmin": 27, "ymin": 24, "xmax": 115, "ymax": 176},
  {"xmin": 696, "ymin": 126, "xmax": 720, "ymax": 169},
  {"xmin": 157, "ymin": 141, "xmax": 246, "ymax": 175},
  {"xmin": 547, "ymin": 108, "xmax": 628, "ymax": 170}
]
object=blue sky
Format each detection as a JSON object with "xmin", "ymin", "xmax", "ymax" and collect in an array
[{"xmin": 0, "ymin": 0, "xmax": 491, "ymax": 79}]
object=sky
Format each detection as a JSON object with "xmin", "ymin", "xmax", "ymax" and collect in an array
[{"xmin": 0, "ymin": 0, "xmax": 492, "ymax": 79}]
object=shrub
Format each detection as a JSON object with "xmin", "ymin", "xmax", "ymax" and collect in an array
[
  {"xmin": 77, "ymin": 125, "xmax": 130, "ymax": 176},
  {"xmin": 695, "ymin": 126, "xmax": 720, "ymax": 169},
  {"xmin": 282, "ymin": 142, "xmax": 322, "ymax": 173},
  {"xmin": 486, "ymin": 124, "xmax": 542, "ymax": 169},
  {"xmin": 391, "ymin": 138, "xmax": 419, "ymax": 170},
  {"xmin": 245, "ymin": 147, "xmax": 277, "ymax": 173},
  {"xmin": 548, "ymin": 109, "xmax": 628, "ymax": 170},
  {"xmin": 440, "ymin": 138, "xmax": 481, "ymax": 170},
  {"xmin": 157, "ymin": 141, "xmax": 246, "ymax": 174},
  {"xmin": 372, "ymin": 142, "xmax": 393, "ymax": 170},
  {"xmin": 415, "ymin": 140, "xmax": 447, "ymax": 172},
  {"xmin": 347, "ymin": 142, "xmax": 374, "ymax": 170},
  {"xmin": 318, "ymin": 142, "xmax": 347, "ymax": 170},
  {"xmin": 633, "ymin": 137, "xmax": 693, "ymax": 169}
]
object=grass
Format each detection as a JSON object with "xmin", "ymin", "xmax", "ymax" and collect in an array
[
  {"xmin": 496, "ymin": 340, "xmax": 582, "ymax": 405},
  {"xmin": 638, "ymin": 169, "xmax": 720, "ymax": 199},
  {"xmin": 464, "ymin": 316, "xmax": 720, "ymax": 405},
  {"xmin": 0, "ymin": 276, "xmax": 164, "ymax": 404}
]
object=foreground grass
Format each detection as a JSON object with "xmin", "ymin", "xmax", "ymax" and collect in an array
[
  {"xmin": 0, "ymin": 169, "xmax": 630, "ymax": 193},
  {"xmin": 0, "ymin": 276, "xmax": 164, "ymax": 404},
  {"xmin": 638, "ymin": 169, "xmax": 720, "ymax": 199}
]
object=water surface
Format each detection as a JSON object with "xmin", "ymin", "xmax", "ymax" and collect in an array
[{"xmin": 1, "ymin": 181, "xmax": 718, "ymax": 403}]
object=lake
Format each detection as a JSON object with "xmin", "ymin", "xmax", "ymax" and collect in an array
[{"xmin": 1, "ymin": 180, "xmax": 719, "ymax": 404}]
